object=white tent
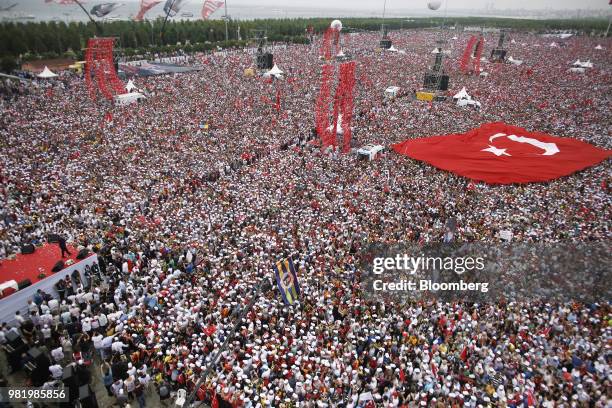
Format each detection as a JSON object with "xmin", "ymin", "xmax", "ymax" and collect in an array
[
  {"xmin": 385, "ymin": 86, "xmax": 400, "ymax": 98},
  {"xmin": 431, "ymin": 47, "xmax": 441, "ymax": 54},
  {"xmin": 387, "ymin": 45, "xmax": 398, "ymax": 52},
  {"xmin": 508, "ymin": 56, "xmax": 523, "ymax": 65},
  {"xmin": 457, "ymin": 98, "xmax": 481, "ymax": 108},
  {"xmin": 453, "ymin": 87, "xmax": 481, "ymax": 108},
  {"xmin": 336, "ymin": 49, "xmax": 346, "ymax": 58},
  {"xmin": 569, "ymin": 67, "xmax": 585, "ymax": 74},
  {"xmin": 479, "ymin": 71, "xmax": 489, "ymax": 78},
  {"xmin": 451, "ymin": 36, "xmax": 458, "ymax": 40},
  {"xmin": 549, "ymin": 42, "xmax": 558, "ymax": 47},
  {"xmin": 37, "ymin": 66, "xmax": 58, "ymax": 79},
  {"xmin": 572, "ymin": 59, "xmax": 593, "ymax": 69},
  {"xmin": 510, "ymin": 39, "xmax": 516, "ymax": 44},
  {"xmin": 266, "ymin": 64, "xmax": 283, "ymax": 78},
  {"xmin": 595, "ymin": 44, "xmax": 603, "ymax": 50},
  {"xmin": 125, "ymin": 79, "xmax": 137, "ymax": 92},
  {"xmin": 453, "ymin": 87, "xmax": 470, "ymax": 100}
]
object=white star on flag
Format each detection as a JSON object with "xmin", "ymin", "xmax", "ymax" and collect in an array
[{"xmin": 481, "ymin": 145, "xmax": 511, "ymax": 156}]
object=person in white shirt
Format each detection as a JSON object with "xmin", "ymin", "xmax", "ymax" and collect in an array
[
  {"xmin": 127, "ymin": 362, "xmax": 137, "ymax": 378},
  {"xmin": 48, "ymin": 298, "xmax": 59, "ymax": 312},
  {"xmin": 101, "ymin": 335, "xmax": 114, "ymax": 358},
  {"xmin": 49, "ymin": 364, "xmax": 63, "ymax": 379},
  {"xmin": 27, "ymin": 300, "xmax": 38, "ymax": 315},
  {"xmin": 82, "ymin": 317, "xmax": 92, "ymax": 333},
  {"xmin": 111, "ymin": 379, "xmax": 124, "ymax": 397},
  {"xmin": 51, "ymin": 346, "xmax": 65, "ymax": 363},
  {"xmin": 112, "ymin": 339, "xmax": 127, "ymax": 354},
  {"xmin": 41, "ymin": 324, "xmax": 52, "ymax": 341},
  {"xmin": 124, "ymin": 375, "xmax": 136, "ymax": 398},
  {"xmin": 13, "ymin": 311, "xmax": 24, "ymax": 328},
  {"xmin": 97, "ymin": 312, "xmax": 108, "ymax": 329},
  {"xmin": 92, "ymin": 332, "xmax": 104, "ymax": 360}
]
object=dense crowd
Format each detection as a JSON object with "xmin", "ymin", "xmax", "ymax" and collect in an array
[{"xmin": 0, "ymin": 29, "xmax": 610, "ymax": 407}]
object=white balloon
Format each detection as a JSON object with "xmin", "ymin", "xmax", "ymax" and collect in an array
[
  {"xmin": 330, "ymin": 19, "xmax": 343, "ymax": 31},
  {"xmin": 427, "ymin": 0, "xmax": 442, "ymax": 10}
]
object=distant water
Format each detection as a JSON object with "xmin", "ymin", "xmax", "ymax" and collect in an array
[{"xmin": 0, "ymin": 0, "xmax": 543, "ymax": 23}]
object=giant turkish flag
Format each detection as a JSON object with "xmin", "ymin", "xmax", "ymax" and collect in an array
[{"xmin": 393, "ymin": 122, "xmax": 610, "ymax": 184}]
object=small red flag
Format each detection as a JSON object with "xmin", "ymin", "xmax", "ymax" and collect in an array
[
  {"xmin": 211, "ymin": 391, "xmax": 219, "ymax": 408},
  {"xmin": 460, "ymin": 347, "xmax": 468, "ymax": 362}
]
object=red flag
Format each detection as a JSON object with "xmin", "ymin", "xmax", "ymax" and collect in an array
[
  {"xmin": 211, "ymin": 391, "xmax": 219, "ymax": 408},
  {"xmin": 134, "ymin": 0, "xmax": 161, "ymax": 21},
  {"xmin": 204, "ymin": 325, "xmax": 216, "ymax": 336},
  {"xmin": 104, "ymin": 112, "xmax": 113, "ymax": 122},
  {"xmin": 392, "ymin": 122, "xmax": 610, "ymax": 184},
  {"xmin": 275, "ymin": 89, "xmax": 281, "ymax": 111},
  {"xmin": 399, "ymin": 368, "xmax": 405, "ymax": 382},
  {"xmin": 430, "ymin": 361, "xmax": 438, "ymax": 378},
  {"xmin": 460, "ymin": 347, "xmax": 468, "ymax": 362},
  {"xmin": 526, "ymin": 390, "xmax": 535, "ymax": 407},
  {"xmin": 201, "ymin": 0, "xmax": 224, "ymax": 19}
]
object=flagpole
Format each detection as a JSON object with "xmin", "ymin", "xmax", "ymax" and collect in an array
[
  {"xmin": 224, "ymin": 0, "xmax": 229, "ymax": 42},
  {"xmin": 161, "ymin": 0, "xmax": 178, "ymax": 44},
  {"xmin": 73, "ymin": 0, "xmax": 102, "ymax": 35}
]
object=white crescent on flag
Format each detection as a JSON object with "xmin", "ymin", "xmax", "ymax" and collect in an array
[
  {"xmin": 201, "ymin": 0, "xmax": 224, "ymax": 19},
  {"xmin": 484, "ymin": 132, "xmax": 560, "ymax": 157}
]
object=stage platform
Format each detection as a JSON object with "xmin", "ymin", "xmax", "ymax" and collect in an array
[
  {"xmin": 0, "ymin": 244, "xmax": 98, "ymax": 325},
  {"xmin": 0, "ymin": 243, "xmax": 82, "ymax": 288}
]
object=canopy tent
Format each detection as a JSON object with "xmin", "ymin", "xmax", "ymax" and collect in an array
[
  {"xmin": 268, "ymin": 64, "xmax": 283, "ymax": 75},
  {"xmin": 569, "ymin": 67, "xmax": 586, "ymax": 74},
  {"xmin": 453, "ymin": 87, "xmax": 481, "ymax": 108},
  {"xmin": 265, "ymin": 64, "xmax": 284, "ymax": 78},
  {"xmin": 457, "ymin": 98, "xmax": 481, "ymax": 108},
  {"xmin": 453, "ymin": 87, "xmax": 470, "ymax": 100},
  {"xmin": 508, "ymin": 56, "xmax": 523, "ymax": 65},
  {"xmin": 387, "ymin": 45, "xmax": 399, "ymax": 52},
  {"xmin": 125, "ymin": 79, "xmax": 137, "ymax": 92},
  {"xmin": 451, "ymin": 36, "xmax": 458, "ymax": 40},
  {"xmin": 572, "ymin": 59, "xmax": 593, "ymax": 68},
  {"xmin": 549, "ymin": 42, "xmax": 558, "ymax": 47},
  {"xmin": 595, "ymin": 44, "xmax": 603, "ymax": 50},
  {"xmin": 37, "ymin": 66, "xmax": 58, "ymax": 78},
  {"xmin": 385, "ymin": 86, "xmax": 400, "ymax": 98}
]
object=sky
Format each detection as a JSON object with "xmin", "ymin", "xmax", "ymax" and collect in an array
[
  {"xmin": 2, "ymin": 0, "xmax": 609, "ymax": 21},
  {"xmin": 254, "ymin": 0, "xmax": 610, "ymax": 10}
]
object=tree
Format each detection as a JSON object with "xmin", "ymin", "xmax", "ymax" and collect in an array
[{"xmin": 0, "ymin": 55, "xmax": 18, "ymax": 73}]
